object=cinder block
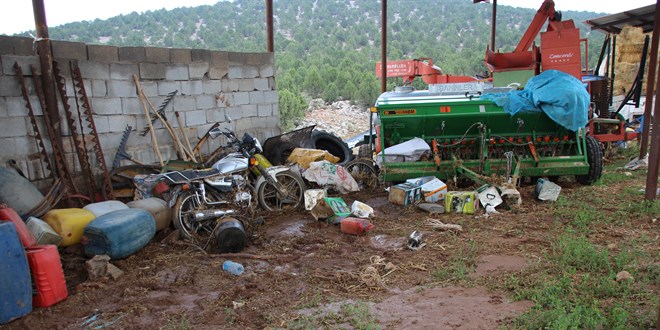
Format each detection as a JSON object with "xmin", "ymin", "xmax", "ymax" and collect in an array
[
  {"xmin": 98, "ymin": 132, "xmax": 125, "ymax": 152},
  {"xmin": 206, "ymin": 108, "xmax": 226, "ymax": 123},
  {"xmin": 121, "ymin": 97, "xmax": 143, "ymax": 115},
  {"xmin": 202, "ymin": 80, "xmax": 222, "ymax": 94},
  {"xmin": 118, "ymin": 47, "xmax": 146, "ymax": 62},
  {"xmin": 181, "ymin": 81, "xmax": 203, "ymax": 96},
  {"xmin": 245, "ymin": 52, "xmax": 263, "ymax": 65},
  {"xmin": 191, "ymin": 49, "xmax": 211, "ymax": 62},
  {"xmin": 209, "ymin": 51, "xmax": 228, "ymax": 79},
  {"xmin": 235, "ymin": 117, "xmax": 252, "ymax": 132},
  {"xmin": 222, "ymin": 79, "xmax": 238, "ymax": 92},
  {"xmin": 141, "ymin": 81, "xmax": 158, "ymax": 97},
  {"xmin": 108, "ymin": 80, "xmax": 137, "ymax": 97},
  {"xmin": 266, "ymin": 116, "xmax": 279, "ymax": 127},
  {"xmin": 13, "ymin": 37, "xmax": 34, "ymax": 56},
  {"xmin": 257, "ymin": 104, "xmax": 272, "ymax": 117},
  {"xmin": 249, "ymin": 91, "xmax": 264, "ymax": 104},
  {"xmin": 77, "ymin": 60, "xmax": 110, "ymax": 80},
  {"xmin": 13, "ymin": 136, "xmax": 38, "ymax": 159},
  {"xmin": 173, "ymin": 96, "xmax": 196, "ymax": 111},
  {"xmin": 139, "ymin": 63, "xmax": 166, "ymax": 80},
  {"xmin": 5, "ymin": 97, "xmax": 25, "ymax": 117},
  {"xmin": 188, "ymin": 62, "xmax": 209, "ymax": 79},
  {"xmin": 0, "ymin": 76, "xmax": 21, "ymax": 96},
  {"xmin": 145, "ymin": 47, "xmax": 170, "ymax": 63},
  {"xmin": 1, "ymin": 55, "xmax": 39, "ymax": 76},
  {"xmin": 272, "ymin": 103, "xmax": 279, "ymax": 116},
  {"xmin": 157, "ymin": 81, "xmax": 181, "ymax": 96},
  {"xmin": 228, "ymin": 66, "xmax": 242, "ymax": 79},
  {"xmin": 264, "ymin": 90, "xmax": 279, "ymax": 103},
  {"xmin": 241, "ymin": 104, "xmax": 258, "ymax": 117},
  {"xmin": 0, "ymin": 138, "xmax": 16, "ymax": 158},
  {"xmin": 268, "ymin": 77, "xmax": 275, "ymax": 89},
  {"xmin": 196, "ymin": 95, "xmax": 215, "ymax": 109},
  {"xmin": 228, "ymin": 52, "xmax": 245, "ymax": 65},
  {"xmin": 108, "ymin": 115, "xmax": 137, "ymax": 133},
  {"xmin": 91, "ymin": 97, "xmax": 122, "ymax": 115},
  {"xmin": 0, "ymin": 35, "xmax": 14, "ymax": 55},
  {"xmin": 87, "ymin": 44, "xmax": 118, "ymax": 62},
  {"xmin": 251, "ymin": 116, "xmax": 269, "ymax": 129},
  {"xmin": 260, "ymin": 63, "xmax": 274, "ymax": 78},
  {"xmin": 234, "ymin": 92, "xmax": 250, "ymax": 105},
  {"xmin": 254, "ymin": 78, "xmax": 269, "ymax": 91},
  {"xmin": 0, "ymin": 117, "xmax": 26, "ymax": 137},
  {"xmin": 238, "ymin": 79, "xmax": 255, "ymax": 92},
  {"xmin": 185, "ymin": 110, "xmax": 207, "ymax": 126},
  {"xmin": 169, "ymin": 48, "xmax": 192, "ymax": 63},
  {"xmin": 91, "ymin": 80, "xmax": 107, "ymax": 97},
  {"xmin": 225, "ymin": 107, "xmax": 243, "ymax": 120},
  {"xmin": 0, "ymin": 98, "xmax": 7, "ymax": 117},
  {"xmin": 165, "ymin": 64, "xmax": 189, "ymax": 81},
  {"xmin": 93, "ymin": 115, "xmax": 110, "ymax": 133},
  {"xmin": 244, "ymin": 66, "xmax": 259, "ymax": 78},
  {"xmin": 110, "ymin": 63, "xmax": 139, "ymax": 80},
  {"xmin": 51, "ymin": 40, "xmax": 87, "ymax": 60},
  {"xmin": 216, "ymin": 92, "xmax": 232, "ymax": 108}
]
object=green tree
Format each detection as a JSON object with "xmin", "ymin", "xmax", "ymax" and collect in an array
[
  {"xmin": 302, "ymin": 65, "xmax": 323, "ymax": 98},
  {"xmin": 279, "ymin": 89, "xmax": 307, "ymax": 130}
]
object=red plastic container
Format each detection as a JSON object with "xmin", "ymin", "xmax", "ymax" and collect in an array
[
  {"xmin": 26, "ymin": 245, "xmax": 68, "ymax": 307},
  {"xmin": 0, "ymin": 204, "xmax": 37, "ymax": 247},
  {"xmin": 340, "ymin": 217, "xmax": 374, "ymax": 236}
]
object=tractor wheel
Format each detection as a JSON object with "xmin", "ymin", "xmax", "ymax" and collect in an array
[
  {"xmin": 577, "ymin": 136, "xmax": 603, "ymax": 185},
  {"xmin": 310, "ymin": 130, "xmax": 354, "ymax": 166}
]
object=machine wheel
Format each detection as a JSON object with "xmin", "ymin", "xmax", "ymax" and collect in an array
[
  {"xmin": 577, "ymin": 136, "xmax": 603, "ymax": 185},
  {"xmin": 173, "ymin": 189, "xmax": 224, "ymax": 240},
  {"xmin": 310, "ymin": 130, "xmax": 354, "ymax": 166},
  {"xmin": 345, "ymin": 159, "xmax": 379, "ymax": 190},
  {"xmin": 257, "ymin": 170, "xmax": 306, "ymax": 211}
]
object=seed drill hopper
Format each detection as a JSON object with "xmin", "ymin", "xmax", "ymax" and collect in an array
[{"xmin": 372, "ymin": 0, "xmax": 603, "ymax": 185}]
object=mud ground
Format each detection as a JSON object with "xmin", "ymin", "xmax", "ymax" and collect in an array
[{"xmin": 3, "ymin": 171, "xmax": 656, "ymax": 329}]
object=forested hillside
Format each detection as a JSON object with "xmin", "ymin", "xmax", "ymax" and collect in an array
[{"xmin": 17, "ymin": 0, "xmax": 606, "ymax": 129}]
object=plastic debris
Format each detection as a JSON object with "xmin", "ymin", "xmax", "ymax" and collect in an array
[
  {"xmin": 375, "ymin": 137, "xmax": 430, "ymax": 166},
  {"xmin": 351, "ymin": 200, "xmax": 374, "ymax": 218},
  {"xmin": 624, "ymin": 155, "xmax": 648, "ymax": 170},
  {"xmin": 477, "ymin": 185, "xmax": 503, "ymax": 209},
  {"xmin": 535, "ymin": 178, "xmax": 561, "ymax": 201},
  {"xmin": 286, "ymin": 148, "xmax": 340, "ymax": 169},
  {"xmin": 304, "ymin": 189, "xmax": 326, "ymax": 211}
]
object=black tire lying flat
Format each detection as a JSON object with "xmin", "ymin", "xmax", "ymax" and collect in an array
[
  {"xmin": 310, "ymin": 130, "xmax": 354, "ymax": 166},
  {"xmin": 577, "ymin": 136, "xmax": 603, "ymax": 185}
]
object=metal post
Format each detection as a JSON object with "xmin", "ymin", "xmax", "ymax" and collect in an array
[
  {"xmin": 610, "ymin": 35, "xmax": 616, "ymax": 107},
  {"xmin": 32, "ymin": 0, "xmax": 61, "ymax": 139},
  {"xmin": 491, "ymin": 0, "xmax": 497, "ymax": 51},
  {"xmin": 381, "ymin": 0, "xmax": 387, "ymax": 93},
  {"xmin": 266, "ymin": 0, "xmax": 274, "ymax": 53},
  {"xmin": 639, "ymin": 3, "xmax": 660, "ymax": 159},
  {"xmin": 645, "ymin": 2, "xmax": 660, "ymax": 201}
]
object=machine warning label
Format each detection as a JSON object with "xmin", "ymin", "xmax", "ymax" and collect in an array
[
  {"xmin": 440, "ymin": 106, "xmax": 451, "ymax": 113},
  {"xmin": 383, "ymin": 109, "xmax": 416, "ymax": 115}
]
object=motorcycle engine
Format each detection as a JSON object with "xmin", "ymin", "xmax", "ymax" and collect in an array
[{"xmin": 234, "ymin": 190, "xmax": 252, "ymax": 207}]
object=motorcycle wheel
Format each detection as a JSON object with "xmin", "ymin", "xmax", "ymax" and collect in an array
[
  {"xmin": 257, "ymin": 170, "xmax": 306, "ymax": 211},
  {"xmin": 173, "ymin": 189, "xmax": 224, "ymax": 240}
]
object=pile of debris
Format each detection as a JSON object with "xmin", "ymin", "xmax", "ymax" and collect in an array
[{"xmin": 295, "ymin": 99, "xmax": 371, "ymax": 140}]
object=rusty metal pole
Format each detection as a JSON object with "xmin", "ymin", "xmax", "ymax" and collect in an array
[
  {"xmin": 646, "ymin": 72, "xmax": 660, "ymax": 200},
  {"xmin": 381, "ymin": 0, "xmax": 387, "ymax": 93},
  {"xmin": 639, "ymin": 2, "xmax": 660, "ymax": 159},
  {"xmin": 491, "ymin": 0, "xmax": 497, "ymax": 51},
  {"xmin": 266, "ymin": 0, "xmax": 274, "ymax": 53},
  {"xmin": 32, "ymin": 0, "xmax": 61, "ymax": 139}
]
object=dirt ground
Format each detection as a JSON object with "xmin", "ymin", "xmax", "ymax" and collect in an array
[{"xmin": 3, "ymin": 163, "xmax": 658, "ymax": 329}]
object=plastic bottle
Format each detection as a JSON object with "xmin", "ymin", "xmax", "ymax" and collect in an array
[{"xmin": 222, "ymin": 260, "xmax": 244, "ymax": 276}]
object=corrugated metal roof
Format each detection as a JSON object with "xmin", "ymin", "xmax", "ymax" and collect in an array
[{"xmin": 584, "ymin": 4, "xmax": 655, "ymax": 34}]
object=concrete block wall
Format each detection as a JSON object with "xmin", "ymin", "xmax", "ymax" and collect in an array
[{"xmin": 0, "ymin": 36, "xmax": 279, "ymax": 188}]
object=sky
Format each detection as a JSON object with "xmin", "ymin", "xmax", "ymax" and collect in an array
[{"xmin": 0, "ymin": 0, "xmax": 657, "ymax": 35}]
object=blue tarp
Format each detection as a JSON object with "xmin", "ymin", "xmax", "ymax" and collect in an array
[{"xmin": 481, "ymin": 70, "xmax": 590, "ymax": 131}]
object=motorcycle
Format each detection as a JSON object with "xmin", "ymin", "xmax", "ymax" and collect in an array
[{"xmin": 146, "ymin": 125, "xmax": 306, "ymax": 251}]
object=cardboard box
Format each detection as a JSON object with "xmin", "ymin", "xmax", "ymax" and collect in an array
[
  {"xmin": 389, "ymin": 183, "xmax": 422, "ymax": 206},
  {"xmin": 420, "ymin": 178, "xmax": 447, "ymax": 203},
  {"xmin": 445, "ymin": 191, "xmax": 479, "ymax": 214}
]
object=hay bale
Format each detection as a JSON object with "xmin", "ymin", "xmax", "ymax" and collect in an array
[{"xmin": 613, "ymin": 26, "xmax": 650, "ymax": 96}]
